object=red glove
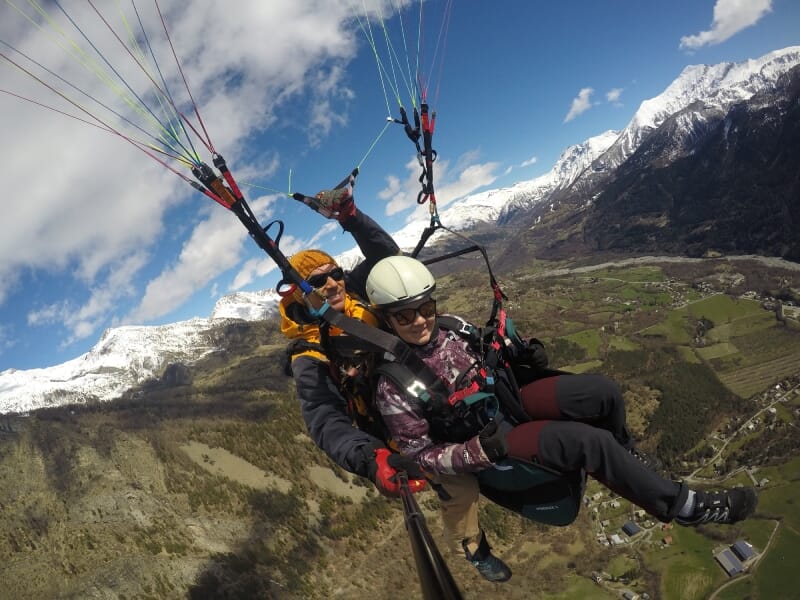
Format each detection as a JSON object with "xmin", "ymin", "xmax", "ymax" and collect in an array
[{"xmin": 371, "ymin": 447, "xmax": 427, "ymax": 497}]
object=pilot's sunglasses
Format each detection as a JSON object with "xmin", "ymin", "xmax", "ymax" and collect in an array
[
  {"xmin": 388, "ymin": 299, "xmax": 437, "ymax": 326},
  {"xmin": 307, "ymin": 267, "xmax": 345, "ymax": 288}
]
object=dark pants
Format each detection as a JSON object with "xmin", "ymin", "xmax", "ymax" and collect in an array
[{"xmin": 505, "ymin": 373, "xmax": 686, "ymax": 521}]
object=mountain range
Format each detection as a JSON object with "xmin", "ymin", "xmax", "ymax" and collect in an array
[{"xmin": 2, "ymin": 46, "xmax": 798, "ymax": 415}]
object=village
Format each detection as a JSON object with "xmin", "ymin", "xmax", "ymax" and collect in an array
[{"xmin": 582, "ymin": 371, "xmax": 799, "ymax": 599}]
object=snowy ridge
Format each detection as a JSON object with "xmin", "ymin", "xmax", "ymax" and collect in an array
[
  {"xmin": 497, "ymin": 130, "xmax": 621, "ymax": 221},
  {"xmin": 0, "ymin": 319, "xmax": 216, "ymax": 414},
  {"xmin": 604, "ymin": 46, "xmax": 800, "ymax": 169},
  {"xmin": 368, "ymin": 128, "xmax": 622, "ymax": 249},
  {"xmin": 210, "ymin": 289, "xmax": 281, "ymax": 321},
  {"xmin": 0, "ymin": 292, "xmax": 282, "ymax": 415}
]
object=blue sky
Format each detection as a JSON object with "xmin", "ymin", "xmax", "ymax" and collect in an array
[{"xmin": 0, "ymin": 0, "xmax": 797, "ymax": 371}]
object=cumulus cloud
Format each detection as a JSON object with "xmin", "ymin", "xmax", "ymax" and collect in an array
[
  {"xmin": 680, "ymin": 0, "xmax": 772, "ymax": 50},
  {"xmin": 26, "ymin": 250, "xmax": 149, "ymax": 346},
  {"xmin": 0, "ymin": 0, "xmax": 400, "ymax": 359},
  {"xmin": 0, "ymin": 324, "xmax": 14, "ymax": 355},
  {"xmin": 380, "ymin": 169, "xmax": 413, "ymax": 217},
  {"xmin": 127, "ymin": 195, "xmax": 276, "ymax": 323},
  {"xmin": 606, "ymin": 88, "xmax": 623, "ymax": 105},
  {"xmin": 379, "ymin": 153, "xmax": 500, "ymax": 220},
  {"xmin": 564, "ymin": 87, "xmax": 595, "ymax": 122}
]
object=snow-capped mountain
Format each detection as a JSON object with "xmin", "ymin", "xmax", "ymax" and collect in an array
[
  {"xmin": 394, "ymin": 46, "xmax": 799, "ymax": 235},
  {"xmin": 210, "ymin": 289, "xmax": 282, "ymax": 321},
  {"xmin": 0, "ymin": 291, "xmax": 280, "ymax": 415},
  {"xmin": 2, "ymin": 47, "xmax": 798, "ymax": 415},
  {"xmin": 374, "ymin": 129, "xmax": 621, "ymax": 249},
  {"xmin": 598, "ymin": 46, "xmax": 800, "ymax": 173}
]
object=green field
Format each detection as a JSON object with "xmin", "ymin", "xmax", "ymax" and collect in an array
[
  {"xmin": 686, "ymin": 295, "xmax": 764, "ymax": 323},
  {"xmin": 695, "ymin": 342, "xmax": 739, "ymax": 360},
  {"xmin": 552, "ymin": 576, "xmax": 617, "ymax": 599},
  {"xmin": 563, "ymin": 359, "xmax": 604, "ymax": 373},
  {"xmin": 716, "ymin": 577, "xmax": 757, "ymax": 600},
  {"xmin": 564, "ymin": 329, "xmax": 603, "ymax": 358},
  {"xmin": 717, "ymin": 352, "xmax": 800, "ymax": 398},
  {"xmin": 641, "ymin": 309, "xmax": 693, "ymax": 344},
  {"xmin": 638, "ymin": 292, "xmax": 800, "ymax": 398},
  {"xmin": 757, "ymin": 457, "xmax": 800, "ymax": 532},
  {"xmin": 753, "ymin": 526, "xmax": 800, "ymax": 599},
  {"xmin": 644, "ymin": 526, "xmax": 726, "ymax": 600},
  {"xmin": 588, "ymin": 266, "xmax": 666, "ymax": 283}
]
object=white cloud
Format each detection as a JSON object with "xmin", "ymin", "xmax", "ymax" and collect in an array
[
  {"xmin": 434, "ymin": 162, "xmax": 500, "ymax": 211},
  {"xmin": 379, "ymin": 152, "xmax": 500, "ymax": 220},
  {"xmin": 564, "ymin": 87, "xmax": 594, "ymax": 122},
  {"xmin": 606, "ymin": 88, "xmax": 623, "ymax": 104},
  {"xmin": 0, "ymin": 324, "xmax": 16, "ymax": 357},
  {"xmin": 230, "ymin": 256, "xmax": 280, "ymax": 291},
  {"xmin": 27, "ymin": 251, "xmax": 149, "ymax": 346},
  {"xmin": 680, "ymin": 0, "xmax": 772, "ymax": 50},
  {"xmin": 520, "ymin": 155, "xmax": 538, "ymax": 168},
  {"xmin": 0, "ymin": 1, "xmax": 399, "ymax": 353},
  {"xmin": 226, "ymin": 217, "xmax": 338, "ymax": 291},
  {"xmin": 127, "ymin": 195, "xmax": 276, "ymax": 323},
  {"xmin": 380, "ymin": 167, "xmax": 415, "ymax": 216}
]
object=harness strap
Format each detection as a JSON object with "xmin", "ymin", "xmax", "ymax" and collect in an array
[{"xmin": 319, "ymin": 308, "xmax": 449, "ymax": 396}]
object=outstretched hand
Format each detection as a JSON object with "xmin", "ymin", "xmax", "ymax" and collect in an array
[{"xmin": 315, "ymin": 184, "xmax": 356, "ymax": 223}]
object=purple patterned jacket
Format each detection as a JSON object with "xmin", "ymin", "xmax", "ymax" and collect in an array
[{"xmin": 374, "ymin": 323, "xmax": 494, "ymax": 476}]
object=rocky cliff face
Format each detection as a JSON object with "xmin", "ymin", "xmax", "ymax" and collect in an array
[{"xmin": 580, "ymin": 64, "xmax": 800, "ymax": 261}]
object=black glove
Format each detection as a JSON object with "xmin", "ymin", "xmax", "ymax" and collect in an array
[
  {"xmin": 524, "ymin": 337, "xmax": 549, "ymax": 369},
  {"xmin": 368, "ymin": 447, "xmax": 427, "ymax": 497},
  {"xmin": 478, "ymin": 420, "xmax": 508, "ymax": 462}
]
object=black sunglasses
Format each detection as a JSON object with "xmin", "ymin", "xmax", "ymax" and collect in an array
[
  {"xmin": 307, "ymin": 267, "xmax": 345, "ymax": 288},
  {"xmin": 388, "ymin": 298, "xmax": 437, "ymax": 326}
]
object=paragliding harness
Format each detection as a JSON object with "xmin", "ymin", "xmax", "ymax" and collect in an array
[{"xmin": 370, "ymin": 314, "xmax": 585, "ymax": 527}]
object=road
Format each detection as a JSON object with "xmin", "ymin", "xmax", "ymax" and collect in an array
[{"xmin": 686, "ymin": 382, "xmax": 800, "ymax": 484}]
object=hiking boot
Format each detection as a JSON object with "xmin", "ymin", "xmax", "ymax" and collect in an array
[
  {"xmin": 628, "ymin": 447, "xmax": 664, "ymax": 473},
  {"xmin": 676, "ymin": 487, "xmax": 758, "ymax": 527},
  {"xmin": 463, "ymin": 532, "xmax": 512, "ymax": 583}
]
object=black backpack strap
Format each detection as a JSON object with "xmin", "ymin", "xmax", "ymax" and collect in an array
[
  {"xmin": 321, "ymin": 308, "xmax": 447, "ymax": 391},
  {"xmin": 375, "ymin": 361, "xmax": 450, "ymax": 408},
  {"xmin": 437, "ymin": 314, "xmax": 480, "ymax": 343}
]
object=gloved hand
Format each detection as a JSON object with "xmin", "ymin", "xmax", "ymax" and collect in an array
[
  {"xmin": 369, "ymin": 447, "xmax": 427, "ymax": 497},
  {"xmin": 478, "ymin": 420, "xmax": 508, "ymax": 462},
  {"xmin": 315, "ymin": 186, "xmax": 356, "ymax": 223},
  {"xmin": 523, "ymin": 337, "xmax": 549, "ymax": 369}
]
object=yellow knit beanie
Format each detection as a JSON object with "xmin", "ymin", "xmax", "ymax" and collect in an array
[{"xmin": 289, "ymin": 249, "xmax": 337, "ymax": 280}]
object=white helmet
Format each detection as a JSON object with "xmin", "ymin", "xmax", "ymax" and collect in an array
[{"xmin": 366, "ymin": 255, "xmax": 436, "ymax": 309}]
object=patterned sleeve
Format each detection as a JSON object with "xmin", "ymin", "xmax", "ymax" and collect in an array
[{"xmin": 375, "ymin": 376, "xmax": 493, "ymax": 476}]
